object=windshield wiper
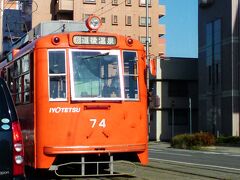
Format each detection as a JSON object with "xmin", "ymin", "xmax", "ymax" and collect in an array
[{"xmin": 82, "ymin": 52, "xmax": 110, "ymax": 60}]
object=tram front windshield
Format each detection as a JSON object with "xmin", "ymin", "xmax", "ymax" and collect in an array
[{"xmin": 70, "ymin": 50, "xmax": 122, "ymax": 100}]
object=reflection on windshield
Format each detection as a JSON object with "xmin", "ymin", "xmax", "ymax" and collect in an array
[{"xmin": 71, "ymin": 51, "xmax": 121, "ymax": 99}]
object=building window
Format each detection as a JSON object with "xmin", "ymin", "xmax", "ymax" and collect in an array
[
  {"xmin": 168, "ymin": 80, "xmax": 188, "ymax": 97},
  {"xmin": 139, "ymin": 0, "xmax": 151, "ymax": 7},
  {"xmin": 112, "ymin": 15, "xmax": 118, "ymax": 25},
  {"xmin": 139, "ymin": 36, "xmax": 151, "ymax": 45},
  {"xmin": 206, "ymin": 23, "xmax": 212, "ymax": 66},
  {"xmin": 213, "ymin": 19, "xmax": 221, "ymax": 86},
  {"xmin": 139, "ymin": 16, "xmax": 151, "ymax": 26},
  {"xmin": 126, "ymin": 0, "xmax": 132, "ymax": 6},
  {"xmin": 83, "ymin": 0, "xmax": 96, "ymax": 4},
  {"xmin": 206, "ymin": 19, "xmax": 221, "ymax": 86},
  {"xmin": 48, "ymin": 50, "xmax": 67, "ymax": 100},
  {"xmin": 125, "ymin": 16, "xmax": 132, "ymax": 26},
  {"xmin": 112, "ymin": 0, "xmax": 118, "ymax": 5},
  {"xmin": 101, "ymin": 17, "xmax": 106, "ymax": 23}
]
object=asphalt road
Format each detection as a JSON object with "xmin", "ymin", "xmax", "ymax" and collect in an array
[
  {"xmin": 26, "ymin": 143, "xmax": 240, "ymax": 179},
  {"xmin": 149, "ymin": 142, "xmax": 240, "ymax": 170}
]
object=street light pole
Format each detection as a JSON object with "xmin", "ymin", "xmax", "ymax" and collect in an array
[
  {"xmin": 146, "ymin": 0, "xmax": 150, "ymax": 136},
  {"xmin": 171, "ymin": 100, "xmax": 175, "ymax": 139},
  {"xmin": 146, "ymin": 0, "xmax": 149, "ymax": 88},
  {"xmin": 189, "ymin": 97, "xmax": 192, "ymax": 134}
]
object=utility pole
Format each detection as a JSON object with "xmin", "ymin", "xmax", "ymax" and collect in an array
[
  {"xmin": 146, "ymin": 0, "xmax": 150, "ymax": 136},
  {"xmin": 189, "ymin": 97, "xmax": 192, "ymax": 134},
  {"xmin": 171, "ymin": 100, "xmax": 175, "ymax": 138},
  {"xmin": 146, "ymin": 0, "xmax": 150, "ymax": 88}
]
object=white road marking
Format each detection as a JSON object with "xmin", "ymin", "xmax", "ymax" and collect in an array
[
  {"xmin": 149, "ymin": 147, "xmax": 240, "ymax": 157},
  {"xmin": 149, "ymin": 158, "xmax": 240, "ymax": 172},
  {"xmin": 202, "ymin": 152, "xmax": 229, "ymax": 155},
  {"xmin": 228, "ymin": 154, "xmax": 240, "ymax": 157},
  {"xmin": 149, "ymin": 149, "xmax": 192, "ymax": 157}
]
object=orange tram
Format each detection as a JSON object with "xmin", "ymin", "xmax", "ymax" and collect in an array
[{"xmin": 0, "ymin": 16, "xmax": 148, "ymax": 176}]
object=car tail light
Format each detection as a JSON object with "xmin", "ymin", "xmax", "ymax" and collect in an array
[{"xmin": 12, "ymin": 121, "xmax": 24, "ymax": 176}]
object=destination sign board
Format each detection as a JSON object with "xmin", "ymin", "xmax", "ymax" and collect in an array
[{"xmin": 72, "ymin": 35, "xmax": 117, "ymax": 45}]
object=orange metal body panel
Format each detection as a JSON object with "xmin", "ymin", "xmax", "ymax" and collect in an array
[{"xmin": 3, "ymin": 31, "xmax": 148, "ymax": 169}]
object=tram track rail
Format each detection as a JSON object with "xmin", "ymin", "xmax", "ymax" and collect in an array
[{"xmin": 27, "ymin": 159, "xmax": 240, "ymax": 179}]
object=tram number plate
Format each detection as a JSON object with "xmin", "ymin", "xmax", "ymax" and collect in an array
[{"xmin": 90, "ymin": 118, "xmax": 106, "ymax": 128}]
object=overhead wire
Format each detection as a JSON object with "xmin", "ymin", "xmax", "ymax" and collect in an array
[
  {"xmin": 31, "ymin": 0, "xmax": 38, "ymax": 14},
  {"xmin": 94, "ymin": 0, "xmax": 127, "ymax": 17},
  {"xmin": 92, "ymin": 0, "xmax": 113, "ymax": 15},
  {"xmin": 0, "ymin": 0, "xmax": 15, "ymax": 11}
]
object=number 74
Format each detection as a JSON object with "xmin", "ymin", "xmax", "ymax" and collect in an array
[{"xmin": 90, "ymin": 118, "xmax": 106, "ymax": 128}]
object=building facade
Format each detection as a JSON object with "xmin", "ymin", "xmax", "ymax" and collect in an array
[
  {"xmin": 0, "ymin": 0, "xmax": 165, "ymax": 60},
  {"xmin": 0, "ymin": 0, "xmax": 33, "ymax": 56},
  {"xmin": 150, "ymin": 58, "xmax": 198, "ymax": 141},
  {"xmin": 198, "ymin": 0, "xmax": 240, "ymax": 136},
  {"xmin": 14, "ymin": 0, "xmax": 165, "ymax": 57}
]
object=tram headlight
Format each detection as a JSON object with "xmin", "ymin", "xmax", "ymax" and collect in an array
[{"xmin": 86, "ymin": 15, "xmax": 102, "ymax": 32}]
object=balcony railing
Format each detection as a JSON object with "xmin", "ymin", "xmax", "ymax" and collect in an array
[
  {"xmin": 158, "ymin": 24, "xmax": 165, "ymax": 37},
  {"xmin": 159, "ymin": 5, "xmax": 165, "ymax": 18}
]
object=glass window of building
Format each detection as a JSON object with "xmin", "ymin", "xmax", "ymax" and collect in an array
[
  {"xmin": 139, "ymin": 36, "xmax": 151, "ymax": 45},
  {"xmin": 83, "ymin": 0, "xmax": 96, "ymax": 4},
  {"xmin": 112, "ymin": 15, "xmax": 118, "ymax": 25},
  {"xmin": 139, "ymin": 17, "xmax": 151, "ymax": 26},
  {"xmin": 206, "ymin": 19, "xmax": 221, "ymax": 86},
  {"xmin": 126, "ymin": 0, "xmax": 132, "ymax": 6},
  {"xmin": 112, "ymin": 0, "xmax": 118, "ymax": 5},
  {"xmin": 139, "ymin": 0, "xmax": 151, "ymax": 7},
  {"xmin": 125, "ymin": 16, "xmax": 132, "ymax": 26}
]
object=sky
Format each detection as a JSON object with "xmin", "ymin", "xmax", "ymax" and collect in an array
[{"xmin": 159, "ymin": 0, "xmax": 198, "ymax": 58}]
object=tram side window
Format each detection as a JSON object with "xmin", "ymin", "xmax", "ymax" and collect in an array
[
  {"xmin": 15, "ymin": 76, "xmax": 22, "ymax": 104},
  {"xmin": 22, "ymin": 55, "xmax": 30, "ymax": 103},
  {"xmin": 48, "ymin": 51, "xmax": 66, "ymax": 100},
  {"xmin": 14, "ymin": 59, "xmax": 22, "ymax": 104},
  {"xmin": 123, "ymin": 51, "xmax": 139, "ymax": 99},
  {"xmin": 8, "ymin": 66, "xmax": 14, "ymax": 93},
  {"xmin": 12, "ymin": 54, "xmax": 31, "ymax": 104}
]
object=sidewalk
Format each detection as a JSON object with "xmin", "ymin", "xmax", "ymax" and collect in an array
[{"xmin": 149, "ymin": 141, "xmax": 240, "ymax": 154}]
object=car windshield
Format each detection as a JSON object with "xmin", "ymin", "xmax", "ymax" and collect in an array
[{"xmin": 70, "ymin": 50, "xmax": 123, "ymax": 100}]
